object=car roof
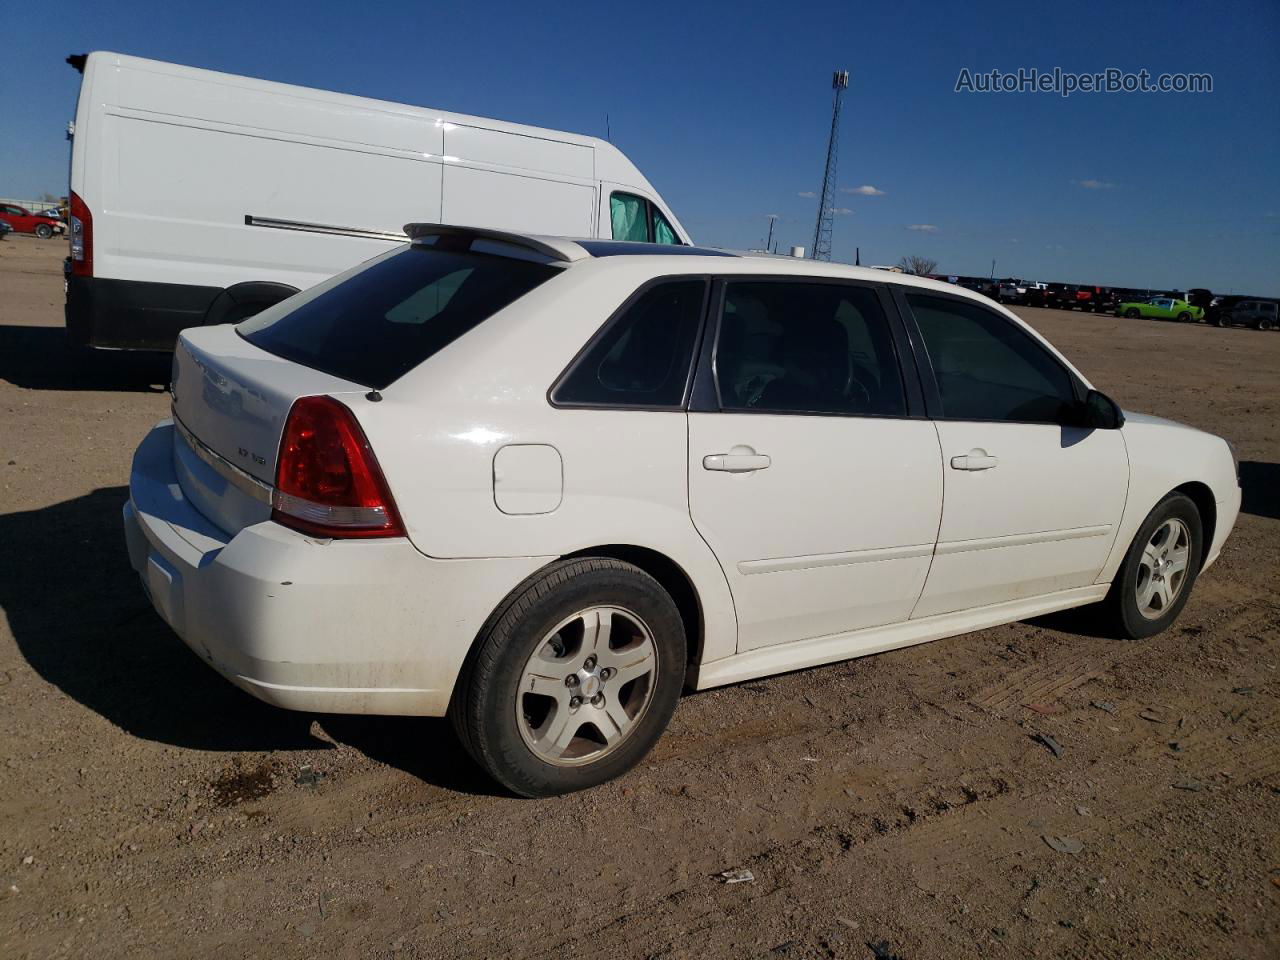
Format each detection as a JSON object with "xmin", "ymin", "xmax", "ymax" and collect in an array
[{"xmin": 402, "ymin": 223, "xmax": 983, "ymax": 300}]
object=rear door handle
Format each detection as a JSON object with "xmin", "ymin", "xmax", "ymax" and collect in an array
[
  {"xmin": 703, "ymin": 447, "xmax": 771, "ymax": 472},
  {"xmin": 950, "ymin": 449, "xmax": 998, "ymax": 471}
]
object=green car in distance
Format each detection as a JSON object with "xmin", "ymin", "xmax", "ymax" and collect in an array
[{"xmin": 1116, "ymin": 296, "xmax": 1204, "ymax": 322}]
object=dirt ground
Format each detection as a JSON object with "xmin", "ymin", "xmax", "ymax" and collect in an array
[{"xmin": 1, "ymin": 236, "xmax": 1277, "ymax": 960}]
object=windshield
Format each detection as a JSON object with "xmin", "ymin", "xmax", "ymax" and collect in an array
[{"xmin": 239, "ymin": 245, "xmax": 560, "ymax": 388}]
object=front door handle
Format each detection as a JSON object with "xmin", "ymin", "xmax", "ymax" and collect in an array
[
  {"xmin": 950, "ymin": 449, "xmax": 998, "ymax": 471},
  {"xmin": 704, "ymin": 446, "xmax": 771, "ymax": 472}
]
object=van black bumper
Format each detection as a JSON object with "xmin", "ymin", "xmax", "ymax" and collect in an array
[{"xmin": 66, "ymin": 276, "xmax": 222, "ymax": 351}]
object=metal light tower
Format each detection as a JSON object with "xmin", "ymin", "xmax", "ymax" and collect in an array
[{"xmin": 810, "ymin": 70, "xmax": 849, "ymax": 262}]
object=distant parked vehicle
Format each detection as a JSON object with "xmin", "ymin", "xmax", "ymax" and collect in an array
[
  {"xmin": 1117, "ymin": 297, "xmax": 1204, "ymax": 322},
  {"xmin": 1214, "ymin": 299, "xmax": 1279, "ymax": 331},
  {"xmin": 0, "ymin": 219, "xmax": 12, "ymax": 240},
  {"xmin": 0, "ymin": 203, "xmax": 66, "ymax": 239}
]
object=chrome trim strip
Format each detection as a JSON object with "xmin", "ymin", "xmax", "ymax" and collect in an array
[
  {"xmin": 934, "ymin": 524, "xmax": 1112, "ymax": 557},
  {"xmin": 738, "ymin": 543, "xmax": 935, "ymax": 575},
  {"xmin": 244, "ymin": 215, "xmax": 405, "ymax": 243},
  {"xmin": 172, "ymin": 413, "xmax": 274, "ymax": 505}
]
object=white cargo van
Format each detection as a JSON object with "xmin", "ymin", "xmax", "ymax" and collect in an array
[{"xmin": 64, "ymin": 52, "xmax": 690, "ymax": 349}]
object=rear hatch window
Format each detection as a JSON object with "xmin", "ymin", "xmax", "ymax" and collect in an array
[{"xmin": 238, "ymin": 243, "xmax": 561, "ymax": 388}]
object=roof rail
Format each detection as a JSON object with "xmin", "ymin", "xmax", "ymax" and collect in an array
[{"xmin": 402, "ymin": 223, "xmax": 588, "ymax": 263}]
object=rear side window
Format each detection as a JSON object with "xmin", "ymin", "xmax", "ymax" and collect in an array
[
  {"xmin": 552, "ymin": 280, "xmax": 707, "ymax": 408},
  {"xmin": 905, "ymin": 293, "xmax": 1077, "ymax": 423},
  {"xmin": 238, "ymin": 246, "xmax": 558, "ymax": 388},
  {"xmin": 715, "ymin": 281, "xmax": 906, "ymax": 417}
]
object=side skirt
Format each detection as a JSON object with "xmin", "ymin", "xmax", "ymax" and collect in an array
[{"xmin": 691, "ymin": 583, "xmax": 1110, "ymax": 690}]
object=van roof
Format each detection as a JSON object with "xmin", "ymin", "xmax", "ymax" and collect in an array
[{"xmin": 77, "ymin": 51, "xmax": 663, "ymax": 197}]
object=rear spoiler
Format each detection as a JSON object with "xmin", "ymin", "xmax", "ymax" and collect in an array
[
  {"xmin": 402, "ymin": 223, "xmax": 588, "ymax": 264},
  {"xmin": 67, "ymin": 53, "xmax": 87, "ymax": 73}
]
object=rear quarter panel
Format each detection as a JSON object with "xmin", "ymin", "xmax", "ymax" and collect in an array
[{"xmin": 354, "ymin": 260, "xmax": 739, "ymax": 663}]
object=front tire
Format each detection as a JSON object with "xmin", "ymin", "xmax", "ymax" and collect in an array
[
  {"xmin": 35, "ymin": 223, "xmax": 53, "ymax": 239},
  {"xmin": 1101, "ymin": 493, "xmax": 1203, "ymax": 640},
  {"xmin": 1125, "ymin": 307, "xmax": 1140, "ymax": 318},
  {"xmin": 450, "ymin": 558, "xmax": 686, "ymax": 797}
]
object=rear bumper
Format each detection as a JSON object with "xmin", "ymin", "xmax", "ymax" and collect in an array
[
  {"xmin": 124, "ymin": 421, "xmax": 547, "ymax": 715},
  {"xmin": 66, "ymin": 276, "xmax": 222, "ymax": 350}
]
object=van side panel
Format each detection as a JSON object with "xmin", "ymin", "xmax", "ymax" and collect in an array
[
  {"xmin": 441, "ymin": 166, "xmax": 595, "ymax": 237},
  {"xmin": 102, "ymin": 115, "xmax": 437, "ymax": 287}
]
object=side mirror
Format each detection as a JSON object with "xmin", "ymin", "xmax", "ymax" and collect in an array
[{"xmin": 1083, "ymin": 389, "xmax": 1125, "ymax": 430}]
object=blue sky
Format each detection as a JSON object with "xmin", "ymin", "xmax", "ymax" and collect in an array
[{"xmin": 4, "ymin": 0, "xmax": 1278, "ymax": 292}]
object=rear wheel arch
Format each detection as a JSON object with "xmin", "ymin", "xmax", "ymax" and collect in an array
[
  {"xmin": 560, "ymin": 545, "xmax": 703, "ymax": 676},
  {"xmin": 450, "ymin": 547, "xmax": 703, "ymax": 715},
  {"xmin": 201, "ymin": 281, "xmax": 299, "ymax": 326}
]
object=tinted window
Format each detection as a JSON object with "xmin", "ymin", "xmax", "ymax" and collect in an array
[
  {"xmin": 553, "ymin": 280, "xmax": 706, "ymax": 407},
  {"xmin": 610, "ymin": 191, "xmax": 682, "ymax": 245},
  {"xmin": 239, "ymin": 246, "xmax": 558, "ymax": 388},
  {"xmin": 906, "ymin": 293, "xmax": 1077, "ymax": 423},
  {"xmin": 653, "ymin": 208, "xmax": 679, "ymax": 245},
  {"xmin": 716, "ymin": 282, "xmax": 906, "ymax": 417}
]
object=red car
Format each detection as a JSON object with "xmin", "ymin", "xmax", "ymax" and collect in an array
[{"xmin": 0, "ymin": 203, "xmax": 65, "ymax": 239}]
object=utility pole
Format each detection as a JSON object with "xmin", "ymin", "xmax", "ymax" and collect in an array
[
  {"xmin": 990, "ymin": 258, "xmax": 996, "ymax": 279},
  {"xmin": 765, "ymin": 214, "xmax": 777, "ymax": 253},
  {"xmin": 810, "ymin": 70, "xmax": 849, "ymax": 262}
]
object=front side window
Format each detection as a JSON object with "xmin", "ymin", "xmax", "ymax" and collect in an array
[
  {"xmin": 905, "ymin": 293, "xmax": 1077, "ymax": 423},
  {"xmin": 609, "ymin": 192, "xmax": 682, "ymax": 245},
  {"xmin": 715, "ymin": 281, "xmax": 906, "ymax": 417},
  {"xmin": 652, "ymin": 208, "xmax": 679, "ymax": 245},
  {"xmin": 552, "ymin": 279, "xmax": 706, "ymax": 407},
  {"xmin": 609, "ymin": 193, "xmax": 649, "ymax": 242}
]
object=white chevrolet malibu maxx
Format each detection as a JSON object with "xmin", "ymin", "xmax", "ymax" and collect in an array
[{"xmin": 124, "ymin": 226, "xmax": 1241, "ymax": 796}]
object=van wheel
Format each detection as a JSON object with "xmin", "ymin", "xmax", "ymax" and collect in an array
[
  {"xmin": 1258, "ymin": 317, "xmax": 1275, "ymax": 332},
  {"xmin": 450, "ymin": 558, "xmax": 686, "ymax": 797},
  {"xmin": 35, "ymin": 223, "xmax": 53, "ymax": 239},
  {"xmin": 1101, "ymin": 493, "xmax": 1202, "ymax": 640}
]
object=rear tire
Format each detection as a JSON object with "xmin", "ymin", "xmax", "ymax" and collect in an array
[
  {"xmin": 450, "ymin": 558, "xmax": 686, "ymax": 797},
  {"xmin": 1176, "ymin": 311, "xmax": 1191, "ymax": 322},
  {"xmin": 1258, "ymin": 316, "xmax": 1275, "ymax": 332},
  {"xmin": 1100, "ymin": 493, "xmax": 1203, "ymax": 640}
]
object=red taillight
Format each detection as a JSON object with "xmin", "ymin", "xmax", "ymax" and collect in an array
[
  {"xmin": 271, "ymin": 395, "xmax": 404, "ymax": 539},
  {"xmin": 69, "ymin": 190, "xmax": 92, "ymax": 277}
]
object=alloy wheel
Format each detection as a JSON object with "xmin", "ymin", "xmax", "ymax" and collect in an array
[
  {"xmin": 515, "ymin": 606, "xmax": 659, "ymax": 767},
  {"xmin": 1134, "ymin": 518, "xmax": 1191, "ymax": 620}
]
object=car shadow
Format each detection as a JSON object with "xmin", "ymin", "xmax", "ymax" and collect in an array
[
  {"xmin": 1, "ymin": 487, "xmax": 503, "ymax": 796},
  {"xmin": 0, "ymin": 324, "xmax": 170, "ymax": 392},
  {"xmin": 1239, "ymin": 461, "xmax": 1279, "ymax": 520}
]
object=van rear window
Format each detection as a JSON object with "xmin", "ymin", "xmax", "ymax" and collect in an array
[{"xmin": 238, "ymin": 246, "xmax": 559, "ymax": 388}]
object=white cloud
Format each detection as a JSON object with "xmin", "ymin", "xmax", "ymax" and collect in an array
[
  {"xmin": 833, "ymin": 207, "xmax": 853, "ymax": 215},
  {"xmin": 798, "ymin": 191, "xmax": 817, "ymax": 198},
  {"xmin": 841, "ymin": 184, "xmax": 886, "ymax": 196},
  {"xmin": 1073, "ymin": 179, "xmax": 1116, "ymax": 189},
  {"xmin": 907, "ymin": 224, "xmax": 939, "ymax": 233}
]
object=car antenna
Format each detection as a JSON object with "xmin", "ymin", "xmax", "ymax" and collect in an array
[{"xmin": 365, "ymin": 389, "xmax": 383, "ymax": 402}]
